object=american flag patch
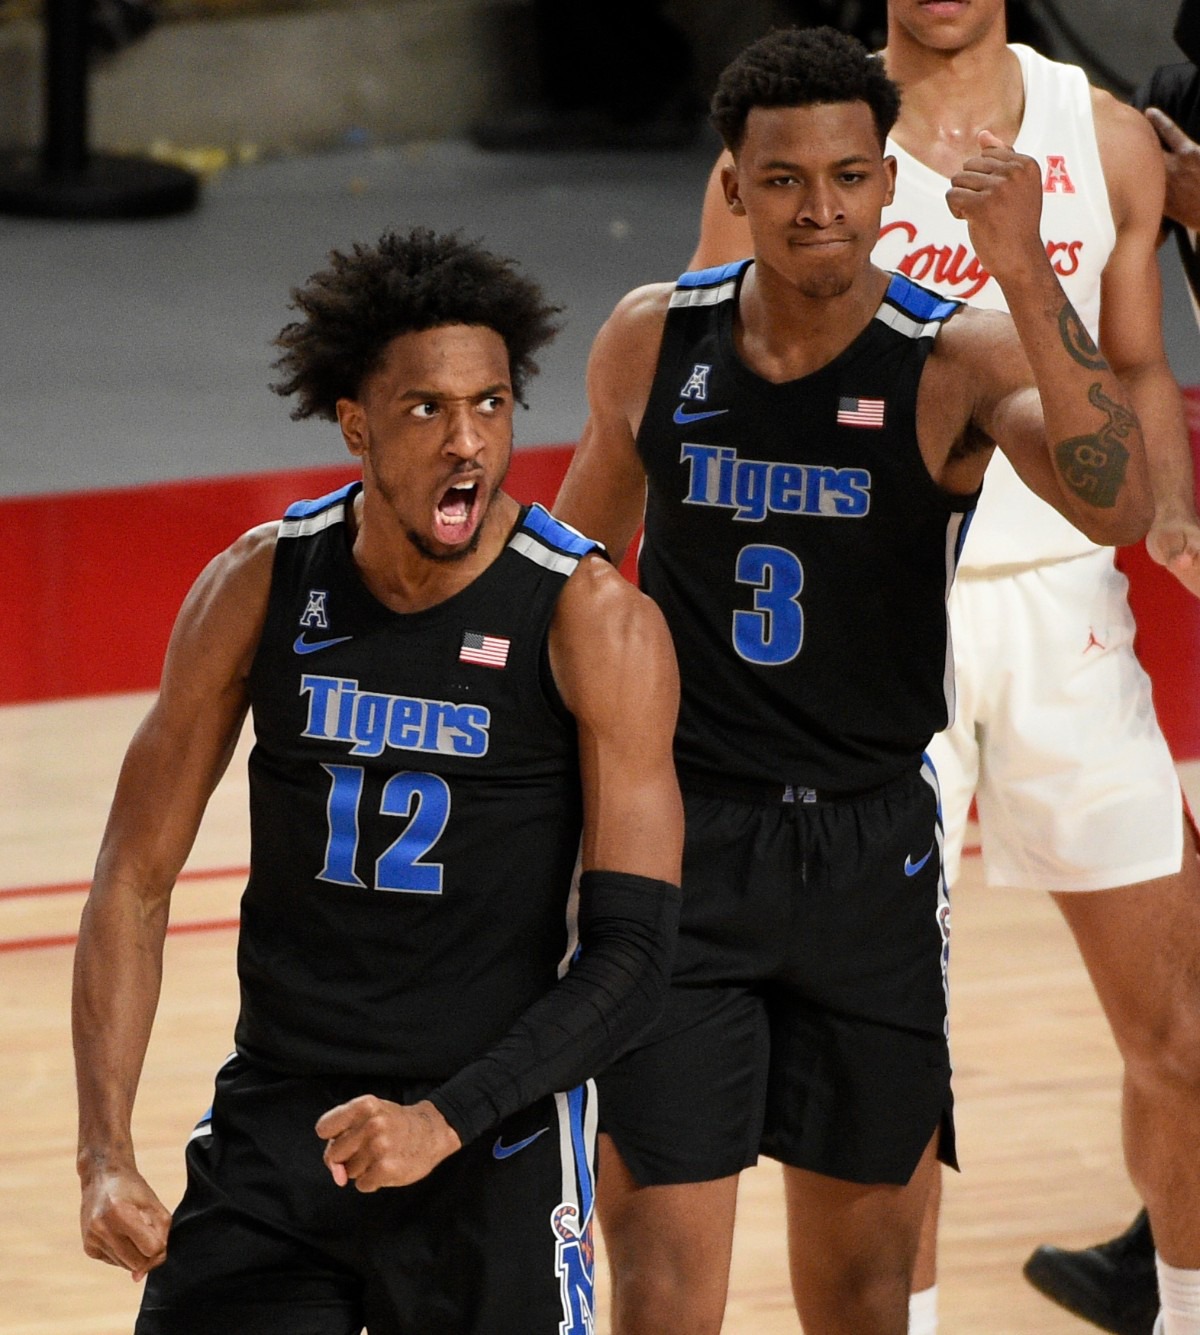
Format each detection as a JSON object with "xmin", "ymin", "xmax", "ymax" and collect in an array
[
  {"xmin": 459, "ymin": 631, "xmax": 510, "ymax": 669},
  {"xmin": 837, "ymin": 396, "xmax": 885, "ymax": 428}
]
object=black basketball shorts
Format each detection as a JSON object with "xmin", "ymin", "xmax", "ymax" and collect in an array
[
  {"xmin": 136, "ymin": 1055, "xmax": 598, "ymax": 1335},
  {"xmin": 598, "ymin": 761, "xmax": 956, "ymax": 1187}
]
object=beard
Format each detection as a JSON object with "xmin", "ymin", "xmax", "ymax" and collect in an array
[
  {"xmin": 368, "ymin": 451, "xmax": 510, "ymax": 565},
  {"xmin": 793, "ymin": 269, "xmax": 857, "ymax": 300},
  {"xmin": 404, "ymin": 522, "xmax": 486, "ymax": 564}
]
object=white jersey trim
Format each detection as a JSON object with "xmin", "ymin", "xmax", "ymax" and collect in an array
[
  {"xmin": 874, "ymin": 302, "xmax": 948, "ymax": 342},
  {"xmin": 509, "ymin": 531, "xmax": 583, "ymax": 577},
  {"xmin": 668, "ymin": 278, "xmax": 738, "ymax": 309},
  {"xmin": 279, "ymin": 503, "xmax": 346, "ymax": 540}
]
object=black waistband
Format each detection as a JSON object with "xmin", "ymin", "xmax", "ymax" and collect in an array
[{"xmin": 678, "ymin": 768, "xmax": 910, "ymax": 806}]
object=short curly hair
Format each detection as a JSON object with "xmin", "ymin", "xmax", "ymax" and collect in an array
[
  {"xmin": 710, "ymin": 26, "xmax": 901, "ymax": 154},
  {"xmin": 271, "ymin": 227, "xmax": 562, "ymax": 420}
]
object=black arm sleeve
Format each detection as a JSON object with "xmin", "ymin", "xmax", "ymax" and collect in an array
[{"xmin": 427, "ymin": 870, "xmax": 681, "ymax": 1146}]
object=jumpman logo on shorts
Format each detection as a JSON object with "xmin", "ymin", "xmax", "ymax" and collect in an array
[{"xmin": 1083, "ymin": 627, "xmax": 1106, "ymax": 654}]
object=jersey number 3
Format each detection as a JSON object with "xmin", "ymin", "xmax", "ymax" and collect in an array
[
  {"xmin": 733, "ymin": 544, "xmax": 804, "ymax": 665},
  {"xmin": 318, "ymin": 764, "xmax": 450, "ymax": 893}
]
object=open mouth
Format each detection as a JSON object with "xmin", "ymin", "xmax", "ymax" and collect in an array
[{"xmin": 433, "ymin": 477, "xmax": 482, "ymax": 546}]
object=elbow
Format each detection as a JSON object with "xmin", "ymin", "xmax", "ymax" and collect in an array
[
  {"xmin": 1079, "ymin": 492, "xmax": 1153, "ymax": 548},
  {"xmin": 1063, "ymin": 436, "xmax": 1154, "ymax": 546},
  {"xmin": 1119, "ymin": 494, "xmax": 1156, "ymax": 546},
  {"xmin": 1107, "ymin": 458, "xmax": 1156, "ymax": 546}
]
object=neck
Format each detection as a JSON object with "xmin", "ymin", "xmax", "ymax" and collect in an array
[
  {"xmin": 882, "ymin": 22, "xmax": 1024, "ymax": 173},
  {"xmin": 736, "ymin": 261, "xmax": 890, "ymax": 383},
  {"xmin": 351, "ymin": 486, "xmax": 518, "ymax": 614}
]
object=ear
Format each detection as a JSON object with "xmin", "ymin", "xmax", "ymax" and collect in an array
[
  {"xmin": 336, "ymin": 398, "xmax": 367, "ymax": 458},
  {"xmin": 720, "ymin": 153, "xmax": 747, "ymax": 217},
  {"xmin": 882, "ymin": 154, "xmax": 897, "ymax": 209}
]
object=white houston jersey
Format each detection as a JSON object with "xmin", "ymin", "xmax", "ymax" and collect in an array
[{"xmin": 874, "ymin": 44, "xmax": 1117, "ymax": 571}]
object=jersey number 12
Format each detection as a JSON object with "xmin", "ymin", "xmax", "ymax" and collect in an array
[{"xmin": 317, "ymin": 763, "xmax": 450, "ymax": 893}]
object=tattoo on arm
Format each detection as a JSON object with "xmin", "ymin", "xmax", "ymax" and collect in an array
[
  {"xmin": 1053, "ymin": 383, "xmax": 1134, "ymax": 508},
  {"xmin": 1058, "ymin": 304, "xmax": 1108, "ymax": 371}
]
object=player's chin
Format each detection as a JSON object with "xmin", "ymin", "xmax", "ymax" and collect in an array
[{"xmin": 793, "ymin": 268, "xmax": 857, "ymax": 300}]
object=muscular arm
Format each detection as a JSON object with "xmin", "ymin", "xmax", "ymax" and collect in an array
[
  {"xmin": 941, "ymin": 132, "xmax": 1153, "ymax": 545},
  {"xmin": 424, "ymin": 566, "xmax": 683, "ymax": 1134},
  {"xmin": 73, "ymin": 526, "xmax": 274, "ymax": 1276},
  {"xmin": 1095, "ymin": 90, "xmax": 1200, "ymax": 593},
  {"xmin": 552, "ymin": 284, "xmax": 671, "ymax": 563},
  {"xmin": 317, "ymin": 557, "xmax": 683, "ymax": 1192}
]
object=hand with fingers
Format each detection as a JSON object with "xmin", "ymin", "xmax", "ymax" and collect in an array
[
  {"xmin": 945, "ymin": 130, "xmax": 1046, "ymax": 283},
  {"xmin": 1145, "ymin": 106, "xmax": 1200, "ymax": 231},
  {"xmin": 80, "ymin": 1164, "xmax": 171, "ymax": 1282},
  {"xmin": 316, "ymin": 1095, "xmax": 462, "ymax": 1192},
  {"xmin": 1147, "ymin": 511, "xmax": 1200, "ymax": 597}
]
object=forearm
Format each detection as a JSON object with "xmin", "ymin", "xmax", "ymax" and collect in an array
[
  {"xmin": 553, "ymin": 446, "xmax": 646, "ymax": 565},
  {"xmin": 428, "ymin": 870, "xmax": 680, "ymax": 1145},
  {"xmin": 73, "ymin": 872, "xmax": 170, "ymax": 1177},
  {"xmin": 1121, "ymin": 360, "xmax": 1198, "ymax": 521},
  {"xmin": 1000, "ymin": 263, "xmax": 1153, "ymax": 543}
]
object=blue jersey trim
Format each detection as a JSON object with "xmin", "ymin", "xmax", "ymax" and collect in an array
[
  {"xmin": 524, "ymin": 503, "xmax": 600, "ymax": 558},
  {"xmin": 567, "ymin": 1083, "xmax": 594, "ymax": 1223},
  {"xmin": 283, "ymin": 482, "xmax": 358, "ymax": 521},
  {"xmin": 675, "ymin": 259, "xmax": 747, "ymax": 290},
  {"xmin": 885, "ymin": 272, "xmax": 960, "ymax": 322},
  {"xmin": 953, "ymin": 507, "xmax": 976, "ymax": 565}
]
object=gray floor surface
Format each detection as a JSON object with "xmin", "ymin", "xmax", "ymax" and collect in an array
[{"xmin": 3, "ymin": 132, "xmax": 1199, "ymax": 501}]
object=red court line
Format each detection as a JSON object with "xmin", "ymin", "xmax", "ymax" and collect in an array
[
  {"xmin": 0, "ymin": 864, "xmax": 249, "ymax": 902},
  {"xmin": 0, "ymin": 916, "xmax": 239, "ymax": 955},
  {"xmin": 4, "ymin": 848, "xmax": 985, "ymax": 955}
]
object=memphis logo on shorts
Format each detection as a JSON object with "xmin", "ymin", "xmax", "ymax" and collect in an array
[{"xmin": 552, "ymin": 1201, "xmax": 595, "ymax": 1335}]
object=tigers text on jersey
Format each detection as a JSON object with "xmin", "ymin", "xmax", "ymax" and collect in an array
[
  {"xmin": 636, "ymin": 261, "xmax": 974, "ymax": 794},
  {"xmin": 874, "ymin": 43, "xmax": 1117, "ymax": 571},
  {"xmin": 236, "ymin": 485, "xmax": 599, "ymax": 1079}
]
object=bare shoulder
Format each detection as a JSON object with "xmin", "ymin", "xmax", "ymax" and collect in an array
[
  {"xmin": 549, "ymin": 554, "xmax": 676, "ymax": 711},
  {"xmin": 226, "ymin": 518, "xmax": 281, "ymax": 568},
  {"xmin": 192, "ymin": 520, "xmax": 279, "ymax": 613},
  {"xmin": 587, "ymin": 282, "xmax": 676, "ymax": 427},
  {"xmin": 928, "ymin": 304, "xmax": 1021, "ymax": 374},
  {"xmin": 1090, "ymin": 85, "xmax": 1166, "ymax": 223},
  {"xmin": 596, "ymin": 281, "xmax": 674, "ymax": 357},
  {"xmin": 556, "ymin": 552, "xmax": 671, "ymax": 647},
  {"xmin": 922, "ymin": 305, "xmax": 1029, "ymax": 445},
  {"xmin": 161, "ymin": 519, "xmax": 280, "ymax": 687},
  {"xmin": 1090, "ymin": 83, "xmax": 1160, "ymax": 155}
]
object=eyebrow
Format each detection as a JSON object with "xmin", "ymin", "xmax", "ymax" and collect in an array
[
  {"xmin": 396, "ymin": 382, "xmax": 511, "ymax": 403},
  {"xmin": 760, "ymin": 154, "xmax": 874, "ymax": 171}
]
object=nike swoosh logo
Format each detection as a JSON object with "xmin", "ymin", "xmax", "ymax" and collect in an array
[
  {"xmin": 293, "ymin": 633, "xmax": 353, "ymax": 655},
  {"xmin": 904, "ymin": 846, "xmax": 935, "ymax": 878},
  {"xmin": 673, "ymin": 405, "xmax": 729, "ymax": 425},
  {"xmin": 492, "ymin": 1127, "xmax": 550, "ymax": 1160}
]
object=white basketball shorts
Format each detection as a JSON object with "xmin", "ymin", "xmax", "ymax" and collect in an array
[{"xmin": 930, "ymin": 548, "xmax": 1185, "ymax": 892}]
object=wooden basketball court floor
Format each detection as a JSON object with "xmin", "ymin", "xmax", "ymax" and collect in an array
[{"xmin": 3, "ymin": 689, "xmax": 1197, "ymax": 1335}]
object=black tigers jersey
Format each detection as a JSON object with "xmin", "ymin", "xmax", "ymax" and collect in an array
[
  {"xmin": 636, "ymin": 261, "xmax": 976, "ymax": 794},
  {"xmin": 235, "ymin": 485, "xmax": 600, "ymax": 1078}
]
